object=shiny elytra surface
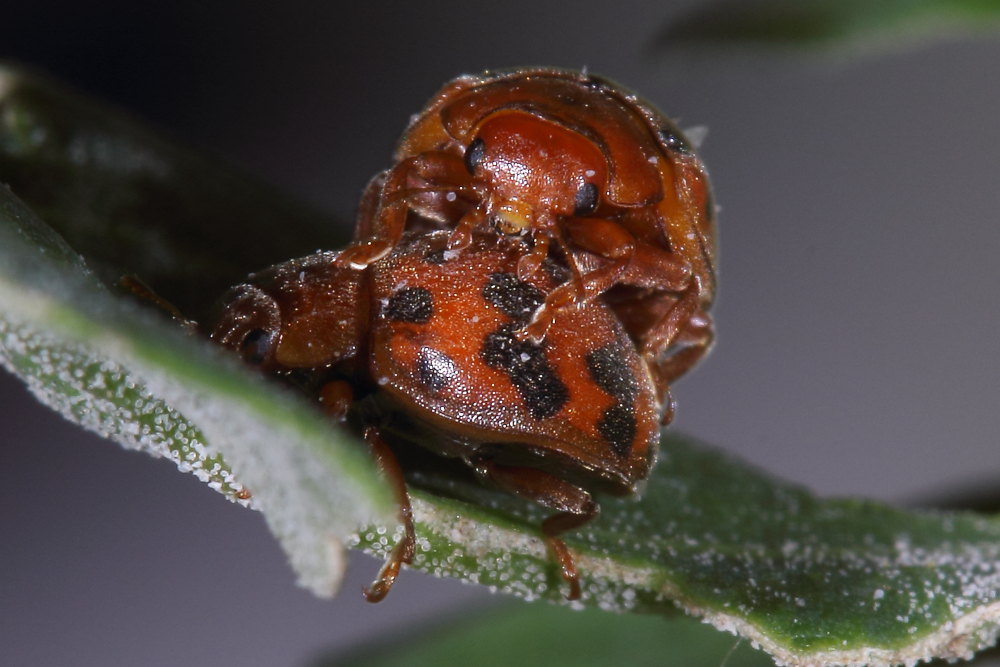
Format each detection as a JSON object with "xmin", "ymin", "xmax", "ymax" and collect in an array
[{"xmin": 369, "ymin": 232, "xmax": 659, "ymax": 492}]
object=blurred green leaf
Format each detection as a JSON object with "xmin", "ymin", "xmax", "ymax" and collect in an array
[
  {"xmin": 321, "ymin": 602, "xmax": 776, "ymax": 667},
  {"xmin": 0, "ymin": 65, "xmax": 395, "ymax": 596},
  {"xmin": 658, "ymin": 0, "xmax": 1000, "ymax": 55},
  {"xmin": 0, "ymin": 62, "xmax": 340, "ymax": 322},
  {"xmin": 4, "ymin": 64, "xmax": 1000, "ymax": 667}
]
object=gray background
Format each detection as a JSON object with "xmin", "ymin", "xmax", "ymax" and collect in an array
[{"xmin": 2, "ymin": 2, "xmax": 999, "ymax": 665}]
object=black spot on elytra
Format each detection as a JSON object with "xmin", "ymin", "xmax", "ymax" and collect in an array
[
  {"xmin": 482, "ymin": 273, "xmax": 544, "ymax": 323},
  {"xmin": 417, "ymin": 346, "xmax": 458, "ymax": 391},
  {"xmin": 598, "ymin": 404, "xmax": 637, "ymax": 458},
  {"xmin": 587, "ymin": 343, "xmax": 640, "ymax": 457},
  {"xmin": 481, "ymin": 323, "xmax": 568, "ymax": 420},
  {"xmin": 658, "ymin": 127, "xmax": 691, "ymax": 155},
  {"xmin": 586, "ymin": 343, "xmax": 639, "ymax": 403},
  {"xmin": 385, "ymin": 287, "xmax": 433, "ymax": 323}
]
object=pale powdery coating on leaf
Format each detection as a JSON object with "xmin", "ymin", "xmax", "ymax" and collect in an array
[
  {"xmin": 0, "ymin": 319, "xmax": 245, "ymax": 499},
  {"xmin": 0, "ymin": 283, "xmax": 394, "ymax": 598},
  {"xmin": 701, "ymin": 601, "xmax": 1000, "ymax": 667},
  {"xmin": 671, "ymin": 532, "xmax": 1000, "ymax": 666},
  {"xmin": 350, "ymin": 495, "xmax": 1000, "ymax": 667}
]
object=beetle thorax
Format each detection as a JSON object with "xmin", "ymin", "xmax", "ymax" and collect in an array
[{"xmin": 465, "ymin": 111, "xmax": 609, "ymax": 226}]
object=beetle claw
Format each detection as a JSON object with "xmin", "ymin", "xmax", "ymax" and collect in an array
[
  {"xmin": 514, "ymin": 316, "xmax": 550, "ymax": 344},
  {"xmin": 336, "ymin": 240, "xmax": 392, "ymax": 270},
  {"xmin": 363, "ymin": 537, "xmax": 414, "ymax": 603}
]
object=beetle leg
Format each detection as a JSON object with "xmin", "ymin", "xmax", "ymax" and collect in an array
[
  {"xmin": 640, "ymin": 282, "xmax": 715, "ymax": 402},
  {"xmin": 518, "ymin": 258, "xmax": 629, "ymax": 343},
  {"xmin": 337, "ymin": 165, "xmax": 410, "ymax": 269},
  {"xmin": 317, "ymin": 379, "xmax": 355, "ymax": 423},
  {"xmin": 362, "ymin": 426, "xmax": 416, "ymax": 603},
  {"xmin": 340, "ymin": 152, "xmax": 471, "ymax": 269},
  {"xmin": 471, "ymin": 459, "xmax": 598, "ymax": 601},
  {"xmin": 515, "ymin": 232, "xmax": 550, "ymax": 281},
  {"xmin": 396, "ymin": 151, "xmax": 479, "ymax": 232},
  {"xmin": 446, "ymin": 207, "xmax": 486, "ymax": 250},
  {"xmin": 615, "ymin": 241, "xmax": 692, "ymax": 292},
  {"xmin": 568, "ymin": 227, "xmax": 709, "ymax": 393},
  {"xmin": 659, "ymin": 387, "xmax": 677, "ymax": 426},
  {"xmin": 518, "ymin": 218, "xmax": 635, "ymax": 342},
  {"xmin": 647, "ymin": 309, "xmax": 714, "ymax": 390},
  {"xmin": 352, "ymin": 171, "xmax": 390, "ymax": 242}
]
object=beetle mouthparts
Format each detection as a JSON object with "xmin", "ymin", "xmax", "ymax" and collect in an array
[{"xmin": 492, "ymin": 202, "xmax": 533, "ymax": 236}]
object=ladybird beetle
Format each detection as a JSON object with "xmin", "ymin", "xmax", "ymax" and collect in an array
[
  {"xmin": 211, "ymin": 230, "xmax": 662, "ymax": 601},
  {"xmin": 336, "ymin": 68, "xmax": 716, "ymax": 401}
]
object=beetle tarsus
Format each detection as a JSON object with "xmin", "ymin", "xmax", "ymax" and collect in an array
[
  {"xmin": 546, "ymin": 535, "xmax": 582, "ymax": 600},
  {"xmin": 336, "ymin": 239, "xmax": 393, "ymax": 270},
  {"xmin": 363, "ymin": 536, "xmax": 414, "ymax": 603},
  {"xmin": 362, "ymin": 426, "xmax": 417, "ymax": 602}
]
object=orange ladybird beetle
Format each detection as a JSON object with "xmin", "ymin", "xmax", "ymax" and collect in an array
[
  {"xmin": 337, "ymin": 68, "xmax": 717, "ymax": 405},
  {"xmin": 211, "ymin": 230, "xmax": 661, "ymax": 601}
]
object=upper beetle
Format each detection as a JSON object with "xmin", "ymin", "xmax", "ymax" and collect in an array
[
  {"xmin": 212, "ymin": 230, "xmax": 662, "ymax": 602},
  {"xmin": 337, "ymin": 68, "xmax": 717, "ymax": 403}
]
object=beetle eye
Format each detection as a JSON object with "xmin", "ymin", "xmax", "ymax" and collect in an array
[
  {"xmin": 241, "ymin": 328, "xmax": 274, "ymax": 365},
  {"xmin": 464, "ymin": 137, "xmax": 486, "ymax": 174},
  {"xmin": 573, "ymin": 182, "xmax": 599, "ymax": 217}
]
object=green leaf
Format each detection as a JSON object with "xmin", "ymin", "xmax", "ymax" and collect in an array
[
  {"xmin": 0, "ymin": 63, "xmax": 340, "ymax": 322},
  {"xmin": 350, "ymin": 436, "xmax": 1000, "ymax": 666},
  {"xmin": 4, "ymin": 64, "xmax": 1000, "ymax": 667},
  {"xmin": 321, "ymin": 602, "xmax": 776, "ymax": 667},
  {"xmin": 0, "ymin": 65, "xmax": 397, "ymax": 594},
  {"xmin": 657, "ymin": 0, "xmax": 1000, "ymax": 56}
]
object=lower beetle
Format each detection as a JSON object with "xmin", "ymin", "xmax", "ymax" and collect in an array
[{"xmin": 210, "ymin": 230, "xmax": 662, "ymax": 601}]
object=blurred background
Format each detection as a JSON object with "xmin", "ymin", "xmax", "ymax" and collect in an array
[{"xmin": 2, "ymin": 1, "xmax": 999, "ymax": 665}]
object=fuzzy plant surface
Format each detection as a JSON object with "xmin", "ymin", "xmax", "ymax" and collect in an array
[
  {"xmin": 319, "ymin": 601, "xmax": 779, "ymax": 667},
  {"xmin": 658, "ymin": 0, "xmax": 1000, "ymax": 56},
  {"xmin": 3, "ymin": 64, "xmax": 1000, "ymax": 667}
]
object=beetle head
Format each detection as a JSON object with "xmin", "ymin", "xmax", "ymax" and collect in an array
[
  {"xmin": 210, "ymin": 253, "xmax": 365, "ymax": 373},
  {"xmin": 211, "ymin": 284, "xmax": 282, "ymax": 371},
  {"xmin": 462, "ymin": 110, "xmax": 608, "ymax": 234}
]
